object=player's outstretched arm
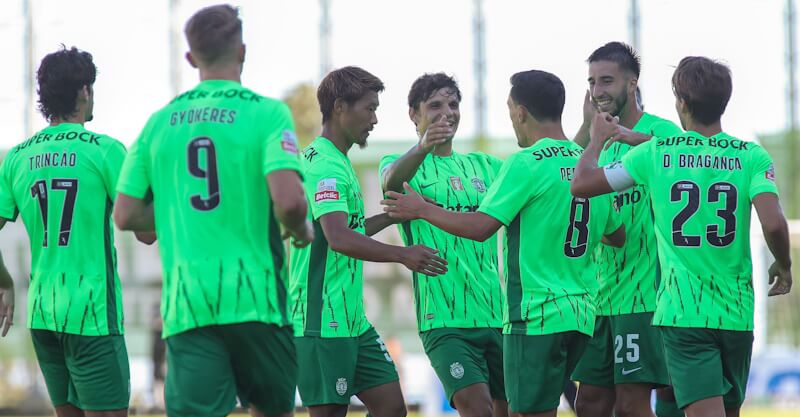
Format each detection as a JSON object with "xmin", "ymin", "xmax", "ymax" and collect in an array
[
  {"xmin": 319, "ymin": 211, "xmax": 447, "ymax": 276},
  {"xmin": 753, "ymin": 193, "xmax": 793, "ymax": 296},
  {"xmin": 382, "ymin": 115, "xmax": 452, "ymax": 192},
  {"xmin": 267, "ymin": 170, "xmax": 313, "ymax": 248},
  {"xmin": 0, "ymin": 223, "xmax": 14, "ymax": 337},
  {"xmin": 572, "ymin": 112, "xmax": 621, "ymax": 198},
  {"xmin": 364, "ymin": 213, "xmax": 397, "ymax": 236},
  {"xmin": 113, "ymin": 193, "xmax": 156, "ymax": 232},
  {"xmin": 382, "ymin": 183, "xmax": 502, "ymax": 242},
  {"xmin": 601, "ymin": 224, "xmax": 626, "ymax": 248}
]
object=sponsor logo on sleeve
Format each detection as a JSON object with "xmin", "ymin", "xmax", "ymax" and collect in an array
[
  {"xmin": 765, "ymin": 164, "xmax": 775, "ymax": 181},
  {"xmin": 315, "ymin": 178, "xmax": 339, "ymax": 202},
  {"xmin": 281, "ymin": 130, "xmax": 299, "ymax": 154}
]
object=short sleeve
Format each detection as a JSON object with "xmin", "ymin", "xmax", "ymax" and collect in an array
[
  {"xmin": 477, "ymin": 153, "xmax": 534, "ymax": 226},
  {"xmin": 102, "ymin": 139, "xmax": 127, "ymax": 201},
  {"xmin": 0, "ymin": 157, "xmax": 18, "ymax": 221},
  {"xmin": 620, "ymin": 140, "xmax": 654, "ymax": 187},
  {"xmin": 378, "ymin": 153, "xmax": 401, "ymax": 187},
  {"xmin": 116, "ymin": 125, "xmax": 152, "ymax": 199},
  {"xmin": 483, "ymin": 153, "xmax": 505, "ymax": 175},
  {"xmin": 748, "ymin": 145, "xmax": 779, "ymax": 199},
  {"xmin": 304, "ymin": 158, "xmax": 350, "ymax": 219},
  {"xmin": 650, "ymin": 119, "xmax": 683, "ymax": 138},
  {"xmin": 262, "ymin": 103, "xmax": 302, "ymax": 177}
]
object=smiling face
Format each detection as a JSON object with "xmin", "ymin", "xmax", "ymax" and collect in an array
[
  {"xmin": 340, "ymin": 90, "xmax": 379, "ymax": 148},
  {"xmin": 411, "ymin": 87, "xmax": 460, "ymax": 139},
  {"xmin": 588, "ymin": 60, "xmax": 635, "ymax": 117}
]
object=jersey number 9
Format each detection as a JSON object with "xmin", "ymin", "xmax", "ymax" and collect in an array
[{"xmin": 187, "ymin": 137, "xmax": 220, "ymax": 211}]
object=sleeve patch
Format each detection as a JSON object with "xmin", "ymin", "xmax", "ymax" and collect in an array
[
  {"xmin": 315, "ymin": 178, "xmax": 339, "ymax": 201},
  {"xmin": 765, "ymin": 164, "xmax": 775, "ymax": 181},
  {"xmin": 281, "ymin": 130, "xmax": 299, "ymax": 154}
]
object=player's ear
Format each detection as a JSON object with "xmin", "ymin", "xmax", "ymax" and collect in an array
[
  {"xmin": 333, "ymin": 97, "xmax": 347, "ymax": 117},
  {"xmin": 185, "ymin": 52, "xmax": 198, "ymax": 69},
  {"xmin": 628, "ymin": 77, "xmax": 638, "ymax": 96},
  {"xmin": 239, "ymin": 44, "xmax": 246, "ymax": 64}
]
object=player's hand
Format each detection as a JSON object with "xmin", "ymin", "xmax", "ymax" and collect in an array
[
  {"xmin": 0, "ymin": 285, "xmax": 14, "ymax": 337},
  {"xmin": 589, "ymin": 112, "xmax": 619, "ymax": 146},
  {"xmin": 603, "ymin": 124, "xmax": 651, "ymax": 149},
  {"xmin": 583, "ymin": 90, "xmax": 599, "ymax": 125},
  {"xmin": 399, "ymin": 245, "xmax": 448, "ymax": 276},
  {"xmin": 381, "ymin": 182, "xmax": 430, "ymax": 221},
  {"xmin": 767, "ymin": 261, "xmax": 792, "ymax": 296},
  {"xmin": 284, "ymin": 219, "xmax": 315, "ymax": 248},
  {"xmin": 418, "ymin": 114, "xmax": 453, "ymax": 153}
]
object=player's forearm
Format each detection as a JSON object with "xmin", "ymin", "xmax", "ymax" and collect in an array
[
  {"xmin": 326, "ymin": 228, "xmax": 403, "ymax": 263},
  {"xmin": 0, "ymin": 253, "xmax": 13, "ymax": 290},
  {"xmin": 574, "ymin": 122, "xmax": 591, "ymax": 148},
  {"xmin": 364, "ymin": 213, "xmax": 396, "ymax": 236},
  {"xmin": 763, "ymin": 218, "xmax": 792, "ymax": 269},
  {"xmin": 113, "ymin": 197, "xmax": 156, "ymax": 231},
  {"xmin": 274, "ymin": 198, "xmax": 309, "ymax": 236},
  {"xmin": 419, "ymin": 206, "xmax": 493, "ymax": 242},
  {"xmin": 382, "ymin": 144, "xmax": 427, "ymax": 192},
  {"xmin": 571, "ymin": 140, "xmax": 605, "ymax": 198}
]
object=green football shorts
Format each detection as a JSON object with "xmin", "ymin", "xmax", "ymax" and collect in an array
[
  {"xmin": 420, "ymin": 327, "xmax": 505, "ymax": 406},
  {"xmin": 165, "ymin": 322, "xmax": 297, "ymax": 417},
  {"xmin": 294, "ymin": 326, "xmax": 399, "ymax": 406},
  {"xmin": 30, "ymin": 329, "xmax": 130, "ymax": 411},
  {"xmin": 572, "ymin": 312, "xmax": 669, "ymax": 387},
  {"xmin": 661, "ymin": 327, "xmax": 753, "ymax": 409},
  {"xmin": 504, "ymin": 331, "xmax": 588, "ymax": 414}
]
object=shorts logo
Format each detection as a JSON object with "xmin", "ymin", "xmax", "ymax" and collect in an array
[
  {"xmin": 450, "ymin": 176, "xmax": 464, "ymax": 191},
  {"xmin": 281, "ymin": 130, "xmax": 299, "ymax": 154},
  {"xmin": 450, "ymin": 362, "xmax": 464, "ymax": 379},
  {"xmin": 329, "ymin": 321, "xmax": 339, "ymax": 328},
  {"xmin": 766, "ymin": 164, "xmax": 775, "ymax": 181},
  {"xmin": 315, "ymin": 178, "xmax": 339, "ymax": 202},
  {"xmin": 471, "ymin": 177, "xmax": 486, "ymax": 193},
  {"xmin": 621, "ymin": 367, "xmax": 642, "ymax": 376},
  {"xmin": 336, "ymin": 377, "xmax": 348, "ymax": 396}
]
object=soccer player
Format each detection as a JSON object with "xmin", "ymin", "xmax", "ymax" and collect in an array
[
  {"xmin": 0, "ymin": 46, "xmax": 150, "ymax": 417},
  {"xmin": 289, "ymin": 66, "xmax": 447, "ymax": 417},
  {"xmin": 382, "ymin": 70, "xmax": 625, "ymax": 417},
  {"xmin": 113, "ymin": 5, "xmax": 313, "ymax": 417},
  {"xmin": 570, "ymin": 42, "xmax": 683, "ymax": 417},
  {"xmin": 379, "ymin": 73, "xmax": 507, "ymax": 417},
  {"xmin": 570, "ymin": 56, "xmax": 793, "ymax": 417}
]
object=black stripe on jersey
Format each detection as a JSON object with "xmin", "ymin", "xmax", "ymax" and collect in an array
[
  {"xmin": 506, "ymin": 214, "xmax": 524, "ymax": 333},
  {"xmin": 216, "ymin": 261, "xmax": 224, "ymax": 316},
  {"xmin": 240, "ymin": 259, "xmax": 259, "ymax": 311},
  {"xmin": 103, "ymin": 199, "xmax": 119, "ymax": 335},
  {"xmin": 305, "ymin": 221, "xmax": 328, "ymax": 335},
  {"xmin": 268, "ymin": 204, "xmax": 288, "ymax": 324}
]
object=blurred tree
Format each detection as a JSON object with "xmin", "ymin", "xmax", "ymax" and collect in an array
[{"xmin": 283, "ymin": 82, "xmax": 321, "ymax": 148}]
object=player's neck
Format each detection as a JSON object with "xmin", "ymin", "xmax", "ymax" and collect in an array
[
  {"xmin": 686, "ymin": 119, "xmax": 723, "ymax": 137},
  {"xmin": 49, "ymin": 115, "xmax": 85, "ymax": 127},
  {"xmin": 618, "ymin": 102, "xmax": 643, "ymax": 129},
  {"xmin": 320, "ymin": 124, "xmax": 353, "ymax": 155},
  {"xmin": 524, "ymin": 123, "xmax": 567, "ymax": 147},
  {"xmin": 431, "ymin": 140, "xmax": 453, "ymax": 157},
  {"xmin": 198, "ymin": 66, "xmax": 242, "ymax": 83}
]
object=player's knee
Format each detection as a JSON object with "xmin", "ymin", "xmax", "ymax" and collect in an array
[
  {"xmin": 372, "ymin": 400, "xmax": 407, "ymax": 417},
  {"xmin": 457, "ymin": 400, "xmax": 493, "ymax": 417},
  {"xmin": 614, "ymin": 396, "xmax": 652, "ymax": 417}
]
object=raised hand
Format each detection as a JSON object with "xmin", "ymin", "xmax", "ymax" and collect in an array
[
  {"xmin": 419, "ymin": 114, "xmax": 453, "ymax": 153},
  {"xmin": 0, "ymin": 285, "xmax": 14, "ymax": 337},
  {"xmin": 400, "ymin": 245, "xmax": 448, "ymax": 276},
  {"xmin": 283, "ymin": 219, "xmax": 315, "ymax": 248},
  {"xmin": 589, "ymin": 112, "xmax": 619, "ymax": 147},
  {"xmin": 381, "ymin": 182, "xmax": 430, "ymax": 221}
]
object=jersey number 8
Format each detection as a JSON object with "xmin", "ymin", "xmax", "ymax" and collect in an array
[{"xmin": 564, "ymin": 197, "xmax": 590, "ymax": 258}]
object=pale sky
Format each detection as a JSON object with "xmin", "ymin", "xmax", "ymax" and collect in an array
[{"xmin": 0, "ymin": 0, "xmax": 790, "ymax": 150}]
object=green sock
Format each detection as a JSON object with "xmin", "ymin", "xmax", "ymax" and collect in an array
[{"xmin": 655, "ymin": 397, "xmax": 683, "ymax": 417}]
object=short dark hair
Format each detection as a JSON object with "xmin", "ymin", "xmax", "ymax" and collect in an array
[
  {"xmin": 407, "ymin": 73, "xmax": 462, "ymax": 110},
  {"xmin": 185, "ymin": 4, "xmax": 242, "ymax": 66},
  {"xmin": 317, "ymin": 66, "xmax": 384, "ymax": 123},
  {"xmin": 587, "ymin": 41, "xmax": 641, "ymax": 78},
  {"xmin": 672, "ymin": 56, "xmax": 732, "ymax": 125},
  {"xmin": 509, "ymin": 70, "xmax": 565, "ymax": 122},
  {"xmin": 36, "ymin": 46, "xmax": 96, "ymax": 122}
]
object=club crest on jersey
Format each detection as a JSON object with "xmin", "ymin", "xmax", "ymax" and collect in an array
[
  {"xmin": 471, "ymin": 177, "xmax": 486, "ymax": 193},
  {"xmin": 315, "ymin": 178, "xmax": 339, "ymax": 202},
  {"xmin": 450, "ymin": 362, "xmax": 465, "ymax": 379},
  {"xmin": 336, "ymin": 378, "xmax": 348, "ymax": 396},
  {"xmin": 281, "ymin": 130, "xmax": 299, "ymax": 154},
  {"xmin": 766, "ymin": 164, "xmax": 775, "ymax": 181},
  {"xmin": 449, "ymin": 176, "xmax": 464, "ymax": 191}
]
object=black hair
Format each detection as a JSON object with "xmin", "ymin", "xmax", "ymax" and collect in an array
[
  {"xmin": 587, "ymin": 41, "xmax": 641, "ymax": 78},
  {"xmin": 509, "ymin": 70, "xmax": 565, "ymax": 122},
  {"xmin": 36, "ymin": 46, "xmax": 96, "ymax": 122},
  {"xmin": 407, "ymin": 73, "xmax": 461, "ymax": 110}
]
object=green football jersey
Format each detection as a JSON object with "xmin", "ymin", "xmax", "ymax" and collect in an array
[
  {"xmin": 621, "ymin": 131, "xmax": 778, "ymax": 330},
  {"xmin": 477, "ymin": 139, "xmax": 621, "ymax": 336},
  {"xmin": 290, "ymin": 137, "xmax": 370, "ymax": 338},
  {"xmin": 0, "ymin": 123, "xmax": 126, "ymax": 336},
  {"xmin": 117, "ymin": 79, "xmax": 302, "ymax": 338},
  {"xmin": 594, "ymin": 112, "xmax": 683, "ymax": 316},
  {"xmin": 378, "ymin": 152, "xmax": 505, "ymax": 331}
]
